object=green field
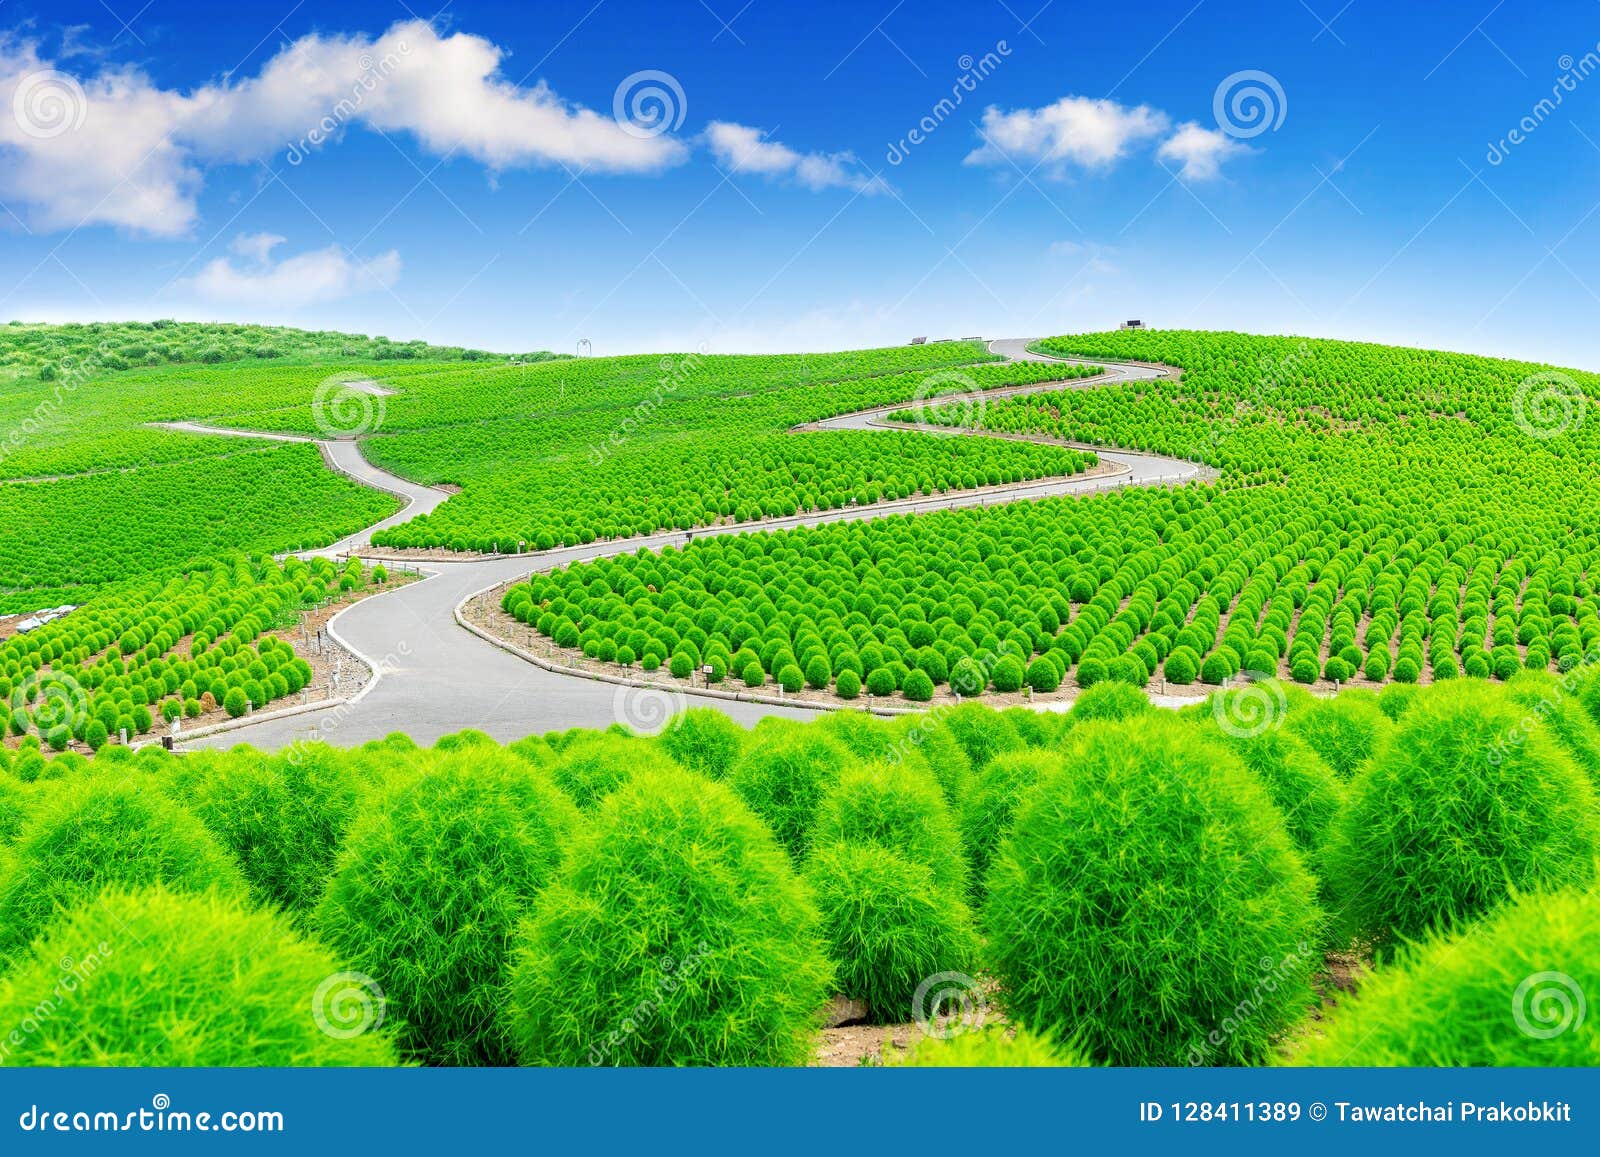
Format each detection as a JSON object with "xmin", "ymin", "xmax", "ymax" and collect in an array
[{"xmin": 5, "ymin": 321, "xmax": 1598, "ymax": 1071}]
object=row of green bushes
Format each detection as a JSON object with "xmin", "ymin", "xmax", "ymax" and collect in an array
[
  {"xmin": 0, "ymin": 675, "xmax": 1595, "ymax": 1067},
  {"xmin": 2, "ymin": 554, "xmax": 379, "ymax": 755}
]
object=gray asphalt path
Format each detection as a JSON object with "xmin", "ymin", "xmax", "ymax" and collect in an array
[
  {"xmin": 184, "ymin": 340, "xmax": 1208, "ymax": 751},
  {"xmin": 154, "ymin": 422, "xmax": 450, "ymax": 550}
]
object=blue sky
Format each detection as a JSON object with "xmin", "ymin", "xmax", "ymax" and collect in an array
[{"xmin": 1, "ymin": 0, "xmax": 1599, "ymax": 368}]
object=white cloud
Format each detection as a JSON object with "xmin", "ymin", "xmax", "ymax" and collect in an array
[
  {"xmin": 182, "ymin": 236, "xmax": 401, "ymax": 307},
  {"xmin": 0, "ymin": 40, "xmax": 201, "ymax": 235},
  {"xmin": 1158, "ymin": 122, "xmax": 1249, "ymax": 181},
  {"xmin": 705, "ymin": 121, "xmax": 888, "ymax": 195},
  {"xmin": 966, "ymin": 94, "xmax": 1252, "ymax": 182},
  {"xmin": 0, "ymin": 20, "xmax": 688, "ymax": 237},
  {"xmin": 230, "ymin": 231, "xmax": 286, "ymax": 263},
  {"xmin": 966, "ymin": 96, "xmax": 1169, "ymax": 171}
]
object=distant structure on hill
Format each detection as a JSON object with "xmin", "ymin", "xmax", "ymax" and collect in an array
[{"xmin": 1120, "ymin": 319, "xmax": 1146, "ymax": 330}]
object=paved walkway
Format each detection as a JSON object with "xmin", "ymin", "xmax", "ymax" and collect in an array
[{"xmin": 181, "ymin": 340, "xmax": 1209, "ymax": 751}]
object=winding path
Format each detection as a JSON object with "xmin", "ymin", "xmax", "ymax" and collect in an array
[{"xmin": 181, "ymin": 340, "xmax": 1209, "ymax": 751}]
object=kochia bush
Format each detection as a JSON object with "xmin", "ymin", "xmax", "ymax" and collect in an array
[
  {"xmin": 986, "ymin": 716, "xmax": 1320, "ymax": 1065},
  {"xmin": 728, "ymin": 722, "xmax": 854, "ymax": 861},
  {"xmin": 173, "ymin": 743, "xmax": 360, "ymax": 917},
  {"xmin": 806, "ymin": 843, "xmax": 979, "ymax": 1023},
  {"xmin": 957, "ymin": 749, "xmax": 1050, "ymax": 907},
  {"xmin": 1293, "ymin": 888, "xmax": 1600, "ymax": 1066},
  {"xmin": 1324, "ymin": 680, "xmax": 1599, "ymax": 952},
  {"xmin": 655, "ymin": 707, "xmax": 747, "ymax": 780},
  {"xmin": 809, "ymin": 762, "xmax": 967, "ymax": 898},
  {"xmin": 0, "ymin": 773, "xmax": 245, "ymax": 962},
  {"xmin": 508, "ymin": 768, "xmax": 832, "ymax": 1065},
  {"xmin": 548, "ymin": 732, "xmax": 680, "ymax": 810},
  {"xmin": 0, "ymin": 887, "xmax": 400, "ymax": 1066},
  {"xmin": 315, "ymin": 751, "xmax": 580, "ymax": 1065}
]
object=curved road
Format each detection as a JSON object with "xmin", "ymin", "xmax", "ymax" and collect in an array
[{"xmin": 185, "ymin": 340, "xmax": 1208, "ymax": 751}]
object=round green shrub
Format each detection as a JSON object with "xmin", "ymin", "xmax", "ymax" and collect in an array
[
  {"xmin": 813, "ymin": 710, "xmax": 889, "ymax": 760},
  {"xmin": 223, "ymin": 686, "xmax": 248, "ymax": 717},
  {"xmin": 990, "ymin": 656, "xmax": 1025, "ymax": 693},
  {"xmin": 1074, "ymin": 656, "xmax": 1107, "ymax": 687},
  {"xmin": 902, "ymin": 670, "xmax": 935, "ymax": 702},
  {"xmin": 883, "ymin": 715, "xmax": 974, "ymax": 808},
  {"xmin": 655, "ymin": 707, "xmax": 746, "ymax": 780},
  {"xmin": 809, "ymin": 762, "xmax": 967, "ymax": 897},
  {"xmin": 1322, "ymin": 656, "xmax": 1354, "ymax": 683},
  {"xmin": 0, "ymin": 774, "xmax": 245, "ymax": 962},
  {"xmin": 896, "ymin": 1025, "xmax": 1085, "ymax": 1067},
  {"xmin": 1504, "ymin": 669, "xmax": 1600, "ymax": 787},
  {"xmin": 941, "ymin": 702, "xmax": 1025, "ymax": 770},
  {"xmin": 548, "ymin": 732, "xmax": 681, "ymax": 810},
  {"xmin": 1021, "ymin": 658, "xmax": 1059, "ymax": 693},
  {"xmin": 1205, "ymin": 726, "xmax": 1342, "ymax": 859},
  {"xmin": 865, "ymin": 668, "xmax": 896, "ymax": 697},
  {"xmin": 1066, "ymin": 681, "xmax": 1151, "ymax": 729},
  {"xmin": 669, "ymin": 652, "xmax": 694, "ymax": 679},
  {"xmin": 742, "ymin": 662, "xmax": 766, "ymax": 687},
  {"xmin": 806, "ymin": 843, "xmax": 978, "ymax": 1023},
  {"xmin": 314, "ymin": 751, "xmax": 580, "ymax": 1064},
  {"xmin": 434, "ymin": 728, "xmax": 497, "ymax": 752},
  {"xmin": 1292, "ymin": 888, "xmax": 1600, "ymax": 1066},
  {"xmin": 987, "ymin": 715, "xmax": 1321, "ymax": 1065},
  {"xmin": 0, "ymin": 887, "xmax": 400, "ymax": 1066},
  {"xmin": 949, "ymin": 656, "xmax": 987, "ymax": 696},
  {"xmin": 1163, "ymin": 646, "xmax": 1199, "ymax": 685},
  {"xmin": 835, "ymin": 669, "xmax": 861, "ymax": 699},
  {"xmin": 1285, "ymin": 693, "xmax": 1390, "ymax": 778},
  {"xmin": 1199, "ymin": 651, "xmax": 1233, "ymax": 685},
  {"xmin": 1324, "ymin": 681, "xmax": 1599, "ymax": 952},
  {"xmin": 509, "ymin": 768, "xmax": 832, "ymax": 1065},
  {"xmin": 727, "ymin": 723, "xmax": 854, "ymax": 860},
  {"xmin": 958, "ymin": 748, "xmax": 1050, "ymax": 907},
  {"xmin": 175, "ymin": 743, "xmax": 361, "ymax": 916},
  {"xmin": 1376, "ymin": 682, "xmax": 1420, "ymax": 721}
]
